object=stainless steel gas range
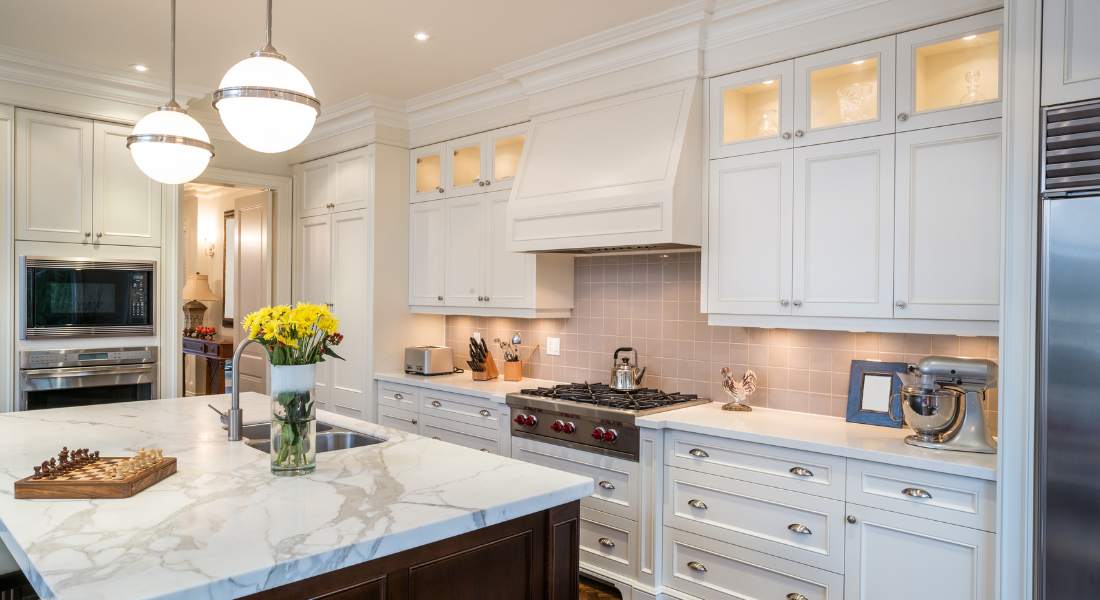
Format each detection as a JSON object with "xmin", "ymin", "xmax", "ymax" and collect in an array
[{"xmin": 506, "ymin": 383, "xmax": 709, "ymax": 461}]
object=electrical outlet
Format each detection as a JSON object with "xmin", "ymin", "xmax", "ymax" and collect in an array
[
  {"xmin": 472, "ymin": 331, "xmax": 481, "ymax": 342},
  {"xmin": 546, "ymin": 337, "xmax": 561, "ymax": 356}
]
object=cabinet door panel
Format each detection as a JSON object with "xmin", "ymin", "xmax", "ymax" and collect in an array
[
  {"xmin": 408, "ymin": 200, "xmax": 446, "ymax": 306},
  {"xmin": 485, "ymin": 191, "xmax": 533, "ymax": 308},
  {"xmin": 1042, "ymin": 0, "xmax": 1100, "ymax": 105},
  {"xmin": 894, "ymin": 119, "xmax": 1001, "ymax": 321},
  {"xmin": 794, "ymin": 37, "xmax": 896, "ymax": 146},
  {"xmin": 444, "ymin": 133, "xmax": 485, "ymax": 197},
  {"xmin": 93, "ymin": 122, "xmax": 162, "ymax": 246},
  {"xmin": 332, "ymin": 148, "xmax": 369, "ymax": 212},
  {"xmin": 844, "ymin": 504, "xmax": 994, "ymax": 600},
  {"xmin": 709, "ymin": 60, "xmax": 795, "ymax": 159},
  {"xmin": 15, "ymin": 109, "xmax": 92, "ymax": 243},
  {"xmin": 329, "ymin": 210, "xmax": 368, "ymax": 415},
  {"xmin": 298, "ymin": 158, "xmax": 331, "ymax": 217},
  {"xmin": 296, "ymin": 214, "xmax": 332, "ymax": 407},
  {"xmin": 411, "ymin": 143, "xmax": 447, "ymax": 203},
  {"xmin": 708, "ymin": 151, "xmax": 792, "ymax": 315},
  {"xmin": 444, "ymin": 195, "xmax": 486, "ymax": 306},
  {"xmin": 793, "ymin": 136, "xmax": 893, "ymax": 317},
  {"xmin": 486, "ymin": 123, "xmax": 527, "ymax": 192}
]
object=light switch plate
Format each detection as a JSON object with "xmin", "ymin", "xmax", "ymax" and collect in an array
[{"xmin": 546, "ymin": 337, "xmax": 561, "ymax": 356}]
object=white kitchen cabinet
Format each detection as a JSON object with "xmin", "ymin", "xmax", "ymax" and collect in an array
[
  {"xmin": 92, "ymin": 122, "xmax": 162, "ymax": 247},
  {"xmin": 710, "ymin": 61, "xmax": 795, "ymax": 159},
  {"xmin": 707, "ymin": 150, "xmax": 793, "ymax": 316},
  {"xmin": 372, "ymin": 379, "xmax": 511, "ymax": 454},
  {"xmin": 792, "ymin": 135, "xmax": 894, "ymax": 318},
  {"xmin": 1042, "ymin": 0, "xmax": 1100, "ymax": 106},
  {"xmin": 409, "ymin": 124, "xmax": 528, "ymax": 202},
  {"xmin": 484, "ymin": 123, "xmax": 527, "ymax": 192},
  {"xmin": 445, "ymin": 133, "xmax": 485, "ymax": 197},
  {"xmin": 296, "ymin": 158, "xmax": 331, "ymax": 217},
  {"xmin": 15, "ymin": 109, "xmax": 93, "ymax": 244},
  {"xmin": 443, "ymin": 194, "xmax": 487, "ymax": 307},
  {"xmin": 408, "ymin": 199, "xmax": 446, "ymax": 306},
  {"xmin": 844, "ymin": 503, "xmax": 995, "ymax": 600},
  {"xmin": 293, "ymin": 147, "xmax": 370, "ymax": 218},
  {"xmin": 896, "ymin": 10, "xmax": 1003, "ymax": 131},
  {"xmin": 894, "ymin": 119, "xmax": 1001, "ymax": 321},
  {"xmin": 296, "ymin": 214, "xmax": 333, "ymax": 409},
  {"xmin": 485, "ymin": 192, "xmax": 535, "ymax": 308},
  {"xmin": 793, "ymin": 36, "xmax": 896, "ymax": 146}
]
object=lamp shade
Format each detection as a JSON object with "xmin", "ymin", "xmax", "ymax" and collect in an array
[
  {"xmin": 128, "ymin": 108, "xmax": 214, "ymax": 184},
  {"xmin": 182, "ymin": 272, "xmax": 219, "ymax": 301},
  {"xmin": 214, "ymin": 55, "xmax": 319, "ymax": 153}
]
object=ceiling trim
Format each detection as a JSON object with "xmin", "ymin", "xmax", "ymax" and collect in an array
[{"xmin": 705, "ymin": 0, "xmax": 891, "ymax": 50}]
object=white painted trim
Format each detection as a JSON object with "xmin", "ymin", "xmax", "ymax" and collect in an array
[
  {"xmin": 0, "ymin": 104, "xmax": 12, "ymax": 412},
  {"xmin": 998, "ymin": 0, "xmax": 1040, "ymax": 598},
  {"xmin": 707, "ymin": 314, "xmax": 998, "ymax": 336},
  {"xmin": 409, "ymin": 306, "xmax": 573, "ymax": 320}
]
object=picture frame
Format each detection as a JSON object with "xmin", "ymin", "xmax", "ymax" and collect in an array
[{"xmin": 846, "ymin": 360, "xmax": 908, "ymax": 428}]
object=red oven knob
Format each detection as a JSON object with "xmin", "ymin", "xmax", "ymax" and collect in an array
[
  {"xmin": 551, "ymin": 420, "xmax": 564, "ymax": 432},
  {"xmin": 592, "ymin": 427, "xmax": 606, "ymax": 440},
  {"xmin": 602, "ymin": 428, "xmax": 619, "ymax": 443},
  {"xmin": 562, "ymin": 422, "xmax": 577, "ymax": 434},
  {"xmin": 514, "ymin": 414, "xmax": 527, "ymax": 425},
  {"xmin": 523, "ymin": 414, "xmax": 538, "ymax": 427}
]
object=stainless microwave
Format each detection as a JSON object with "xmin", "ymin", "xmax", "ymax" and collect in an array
[{"xmin": 22, "ymin": 257, "xmax": 155, "ymax": 338}]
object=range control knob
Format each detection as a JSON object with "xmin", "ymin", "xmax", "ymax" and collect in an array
[
  {"xmin": 551, "ymin": 420, "xmax": 565, "ymax": 432},
  {"xmin": 562, "ymin": 422, "xmax": 577, "ymax": 434},
  {"xmin": 602, "ymin": 428, "xmax": 619, "ymax": 443},
  {"xmin": 523, "ymin": 414, "xmax": 537, "ymax": 427},
  {"xmin": 514, "ymin": 414, "xmax": 527, "ymax": 426},
  {"xmin": 592, "ymin": 426, "xmax": 606, "ymax": 441}
]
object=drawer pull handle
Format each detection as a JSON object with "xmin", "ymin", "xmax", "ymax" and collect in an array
[
  {"xmin": 480, "ymin": 448, "xmax": 490, "ymax": 452},
  {"xmin": 431, "ymin": 400, "xmax": 442, "ymax": 408},
  {"xmin": 902, "ymin": 487, "xmax": 932, "ymax": 499},
  {"xmin": 687, "ymin": 498, "xmax": 708, "ymax": 510},
  {"xmin": 687, "ymin": 561, "xmax": 708, "ymax": 573},
  {"xmin": 598, "ymin": 480, "xmax": 616, "ymax": 490},
  {"xmin": 411, "ymin": 418, "xmax": 418, "ymax": 425},
  {"xmin": 394, "ymin": 393, "xmax": 403, "ymax": 400},
  {"xmin": 688, "ymin": 448, "xmax": 709, "ymax": 458},
  {"xmin": 787, "ymin": 594, "xmax": 810, "ymax": 600},
  {"xmin": 479, "ymin": 409, "xmax": 491, "ymax": 417},
  {"xmin": 789, "ymin": 466, "xmax": 814, "ymax": 478},
  {"xmin": 597, "ymin": 537, "xmax": 616, "ymax": 549},
  {"xmin": 787, "ymin": 523, "xmax": 812, "ymax": 535},
  {"xmin": 432, "ymin": 436, "xmax": 441, "ymax": 440}
]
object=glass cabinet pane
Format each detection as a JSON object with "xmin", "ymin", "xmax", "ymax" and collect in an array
[
  {"xmin": 451, "ymin": 144, "xmax": 482, "ymax": 188},
  {"xmin": 492, "ymin": 135, "xmax": 525, "ymax": 181},
  {"xmin": 415, "ymin": 154, "xmax": 441, "ymax": 193},
  {"xmin": 914, "ymin": 30, "xmax": 1000, "ymax": 113},
  {"xmin": 722, "ymin": 80, "xmax": 781, "ymax": 144},
  {"xmin": 809, "ymin": 57, "xmax": 879, "ymax": 129}
]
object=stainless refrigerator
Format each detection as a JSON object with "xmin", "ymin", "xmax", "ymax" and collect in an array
[{"xmin": 1038, "ymin": 99, "xmax": 1100, "ymax": 598}]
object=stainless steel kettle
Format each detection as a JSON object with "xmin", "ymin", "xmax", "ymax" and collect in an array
[{"xmin": 610, "ymin": 347, "xmax": 646, "ymax": 391}]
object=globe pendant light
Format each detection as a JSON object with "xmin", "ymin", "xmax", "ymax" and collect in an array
[
  {"xmin": 127, "ymin": 0, "xmax": 214, "ymax": 185},
  {"xmin": 212, "ymin": 0, "xmax": 320, "ymax": 153}
]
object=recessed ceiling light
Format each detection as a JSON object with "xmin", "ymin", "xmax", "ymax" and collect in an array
[
  {"xmin": 413, "ymin": 31, "xmax": 431, "ymax": 42},
  {"xmin": 130, "ymin": 63, "xmax": 149, "ymax": 73},
  {"xmin": 762, "ymin": 79, "xmax": 775, "ymax": 85},
  {"xmin": 962, "ymin": 34, "xmax": 978, "ymax": 41},
  {"xmin": 851, "ymin": 59, "xmax": 866, "ymax": 65}
]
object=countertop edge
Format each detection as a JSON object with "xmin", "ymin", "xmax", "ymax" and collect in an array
[{"xmin": 373, "ymin": 372, "xmax": 559, "ymax": 403}]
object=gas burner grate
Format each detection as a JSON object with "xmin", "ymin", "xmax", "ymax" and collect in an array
[{"xmin": 519, "ymin": 382, "xmax": 699, "ymax": 411}]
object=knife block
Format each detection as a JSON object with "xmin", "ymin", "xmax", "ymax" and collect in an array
[{"xmin": 472, "ymin": 353, "xmax": 499, "ymax": 381}]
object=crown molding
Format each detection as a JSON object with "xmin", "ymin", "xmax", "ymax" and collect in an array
[
  {"xmin": 406, "ymin": 73, "xmax": 525, "ymax": 130},
  {"xmin": 706, "ymin": 0, "xmax": 889, "ymax": 50},
  {"xmin": 311, "ymin": 92, "xmax": 408, "ymax": 140}
]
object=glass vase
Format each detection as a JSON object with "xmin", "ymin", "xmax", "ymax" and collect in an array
[{"xmin": 269, "ymin": 363, "xmax": 317, "ymax": 476}]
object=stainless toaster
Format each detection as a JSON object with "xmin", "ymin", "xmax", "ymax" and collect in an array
[{"xmin": 404, "ymin": 346, "xmax": 455, "ymax": 376}]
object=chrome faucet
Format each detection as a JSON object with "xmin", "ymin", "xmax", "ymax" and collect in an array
[{"xmin": 227, "ymin": 338, "xmax": 260, "ymax": 442}]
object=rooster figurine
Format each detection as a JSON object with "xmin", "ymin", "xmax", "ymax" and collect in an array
[{"xmin": 720, "ymin": 367, "xmax": 758, "ymax": 412}]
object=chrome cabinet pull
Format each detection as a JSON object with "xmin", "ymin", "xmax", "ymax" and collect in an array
[
  {"xmin": 902, "ymin": 487, "xmax": 932, "ymax": 499},
  {"xmin": 787, "ymin": 523, "xmax": 812, "ymax": 535},
  {"xmin": 897, "ymin": 112, "xmax": 909, "ymax": 122},
  {"xmin": 436, "ymin": 186, "xmax": 444, "ymax": 193},
  {"xmin": 480, "ymin": 448, "xmax": 490, "ymax": 452},
  {"xmin": 477, "ymin": 295, "xmax": 485, "ymax": 301},
  {"xmin": 794, "ymin": 129, "xmax": 805, "ymax": 137},
  {"xmin": 895, "ymin": 300, "xmax": 907, "ymax": 308},
  {"xmin": 780, "ymin": 299, "xmax": 790, "ymax": 306},
  {"xmin": 846, "ymin": 515, "xmax": 856, "ymax": 524},
  {"xmin": 787, "ymin": 594, "xmax": 809, "ymax": 600},
  {"xmin": 788, "ymin": 466, "xmax": 814, "ymax": 478},
  {"xmin": 782, "ymin": 131, "xmax": 792, "ymax": 140},
  {"xmin": 688, "ymin": 448, "xmax": 709, "ymax": 458},
  {"xmin": 688, "ymin": 498, "xmax": 708, "ymax": 510},
  {"xmin": 687, "ymin": 561, "xmax": 708, "ymax": 573},
  {"xmin": 96, "ymin": 232, "xmax": 103, "ymax": 238},
  {"xmin": 792, "ymin": 299, "xmax": 802, "ymax": 307},
  {"xmin": 393, "ymin": 393, "xmax": 403, "ymax": 400},
  {"xmin": 84, "ymin": 232, "xmax": 91, "ymax": 237},
  {"xmin": 411, "ymin": 418, "xmax": 418, "ymax": 425},
  {"xmin": 484, "ymin": 296, "xmax": 490, "ymax": 302},
  {"xmin": 598, "ymin": 537, "xmax": 616, "ymax": 549},
  {"xmin": 598, "ymin": 480, "xmax": 616, "ymax": 490},
  {"xmin": 436, "ymin": 295, "xmax": 444, "ymax": 301},
  {"xmin": 479, "ymin": 409, "xmax": 491, "ymax": 417},
  {"xmin": 431, "ymin": 400, "xmax": 442, "ymax": 408}
]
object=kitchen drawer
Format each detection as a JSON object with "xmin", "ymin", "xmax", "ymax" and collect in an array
[
  {"xmin": 664, "ymin": 527, "xmax": 844, "ymax": 600},
  {"xmin": 511, "ymin": 437, "xmax": 637, "ymax": 520},
  {"xmin": 379, "ymin": 406, "xmax": 419, "ymax": 434},
  {"xmin": 846, "ymin": 459, "xmax": 996, "ymax": 532},
  {"xmin": 580, "ymin": 506, "xmax": 636, "ymax": 580},
  {"xmin": 377, "ymin": 382, "xmax": 419, "ymax": 411},
  {"xmin": 420, "ymin": 414, "xmax": 499, "ymax": 454},
  {"xmin": 666, "ymin": 431, "xmax": 846, "ymax": 500},
  {"xmin": 420, "ymin": 389, "xmax": 502, "ymax": 429},
  {"xmin": 665, "ymin": 466, "xmax": 845, "ymax": 573}
]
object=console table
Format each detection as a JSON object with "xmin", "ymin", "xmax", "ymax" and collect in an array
[{"xmin": 182, "ymin": 337, "xmax": 234, "ymax": 395}]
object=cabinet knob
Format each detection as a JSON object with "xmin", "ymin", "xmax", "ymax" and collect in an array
[
  {"xmin": 437, "ymin": 295, "xmax": 444, "ymax": 301},
  {"xmin": 479, "ymin": 409, "xmax": 491, "ymax": 417},
  {"xmin": 780, "ymin": 299, "xmax": 790, "ymax": 306},
  {"xmin": 431, "ymin": 400, "xmax": 442, "ymax": 408},
  {"xmin": 897, "ymin": 112, "xmax": 910, "ymax": 122},
  {"xmin": 436, "ymin": 186, "xmax": 445, "ymax": 193},
  {"xmin": 794, "ymin": 130, "xmax": 805, "ymax": 138},
  {"xmin": 895, "ymin": 301, "xmax": 907, "ymax": 309},
  {"xmin": 411, "ymin": 418, "xmax": 418, "ymax": 425},
  {"xmin": 782, "ymin": 131, "xmax": 792, "ymax": 140},
  {"xmin": 84, "ymin": 232, "xmax": 91, "ymax": 237},
  {"xmin": 483, "ymin": 296, "xmax": 490, "ymax": 302},
  {"xmin": 846, "ymin": 515, "xmax": 857, "ymax": 524},
  {"xmin": 792, "ymin": 299, "xmax": 802, "ymax": 307},
  {"xmin": 477, "ymin": 295, "xmax": 484, "ymax": 301},
  {"xmin": 96, "ymin": 232, "xmax": 103, "ymax": 238},
  {"xmin": 394, "ymin": 393, "xmax": 403, "ymax": 400}
]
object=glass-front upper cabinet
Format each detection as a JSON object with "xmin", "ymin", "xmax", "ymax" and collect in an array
[
  {"xmin": 411, "ymin": 143, "xmax": 446, "ymax": 203},
  {"xmin": 793, "ymin": 37, "xmax": 896, "ymax": 146},
  {"xmin": 486, "ymin": 123, "xmax": 528, "ymax": 191},
  {"xmin": 709, "ymin": 61, "xmax": 795, "ymax": 158},
  {"xmin": 896, "ymin": 10, "xmax": 1003, "ymax": 131},
  {"xmin": 445, "ymin": 133, "xmax": 486, "ymax": 197}
]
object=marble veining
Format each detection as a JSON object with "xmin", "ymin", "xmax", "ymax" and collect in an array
[{"xmin": 0, "ymin": 393, "xmax": 592, "ymax": 600}]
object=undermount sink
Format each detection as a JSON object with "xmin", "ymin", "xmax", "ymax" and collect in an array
[
  {"xmin": 242, "ymin": 423, "xmax": 383, "ymax": 454},
  {"xmin": 239, "ymin": 422, "xmax": 333, "ymax": 441}
]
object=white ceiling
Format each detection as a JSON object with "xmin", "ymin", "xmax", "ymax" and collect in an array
[{"xmin": 0, "ymin": 0, "xmax": 689, "ymax": 106}]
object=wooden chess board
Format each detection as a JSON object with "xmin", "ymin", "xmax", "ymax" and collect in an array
[{"xmin": 14, "ymin": 456, "xmax": 177, "ymax": 500}]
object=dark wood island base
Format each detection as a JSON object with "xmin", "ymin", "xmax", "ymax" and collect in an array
[{"xmin": 245, "ymin": 500, "xmax": 581, "ymax": 600}]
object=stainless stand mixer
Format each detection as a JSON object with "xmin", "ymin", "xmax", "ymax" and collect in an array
[{"xmin": 898, "ymin": 356, "xmax": 997, "ymax": 454}]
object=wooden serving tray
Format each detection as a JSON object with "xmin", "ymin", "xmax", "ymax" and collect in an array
[{"xmin": 14, "ymin": 457, "xmax": 177, "ymax": 500}]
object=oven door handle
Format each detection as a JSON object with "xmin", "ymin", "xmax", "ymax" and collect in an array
[
  {"xmin": 22, "ymin": 364, "xmax": 157, "ymax": 378},
  {"xmin": 21, "ymin": 364, "xmax": 158, "ymax": 391}
]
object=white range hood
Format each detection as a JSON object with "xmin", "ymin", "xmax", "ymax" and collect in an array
[{"xmin": 507, "ymin": 79, "xmax": 702, "ymax": 253}]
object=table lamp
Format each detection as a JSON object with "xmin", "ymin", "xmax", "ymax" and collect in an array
[{"xmin": 182, "ymin": 273, "xmax": 219, "ymax": 330}]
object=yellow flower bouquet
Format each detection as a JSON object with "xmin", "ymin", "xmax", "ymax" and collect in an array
[{"xmin": 242, "ymin": 303, "xmax": 344, "ymax": 475}]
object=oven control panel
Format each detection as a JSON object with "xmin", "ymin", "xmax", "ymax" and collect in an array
[
  {"xmin": 509, "ymin": 406, "xmax": 640, "ymax": 460},
  {"xmin": 20, "ymin": 347, "xmax": 159, "ymax": 370}
]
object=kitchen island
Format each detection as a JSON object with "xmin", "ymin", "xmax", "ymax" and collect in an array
[{"xmin": 0, "ymin": 393, "xmax": 592, "ymax": 599}]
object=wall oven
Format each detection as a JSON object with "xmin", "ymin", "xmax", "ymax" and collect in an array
[
  {"xmin": 18, "ymin": 347, "xmax": 158, "ymax": 411},
  {"xmin": 22, "ymin": 257, "xmax": 155, "ymax": 338}
]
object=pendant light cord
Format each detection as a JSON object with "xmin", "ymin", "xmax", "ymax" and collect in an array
[
  {"xmin": 267, "ymin": 0, "xmax": 273, "ymax": 48},
  {"xmin": 170, "ymin": 0, "xmax": 176, "ymax": 104}
]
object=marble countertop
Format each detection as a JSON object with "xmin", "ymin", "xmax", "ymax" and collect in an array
[
  {"xmin": 637, "ymin": 402, "xmax": 997, "ymax": 480},
  {"xmin": 0, "ymin": 393, "xmax": 592, "ymax": 600},
  {"xmin": 374, "ymin": 372, "xmax": 560, "ymax": 403}
]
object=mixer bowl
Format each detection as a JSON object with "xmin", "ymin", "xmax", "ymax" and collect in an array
[{"xmin": 900, "ymin": 386, "xmax": 962, "ymax": 438}]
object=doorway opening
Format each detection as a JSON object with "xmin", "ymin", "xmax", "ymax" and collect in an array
[{"xmin": 179, "ymin": 182, "xmax": 271, "ymax": 397}]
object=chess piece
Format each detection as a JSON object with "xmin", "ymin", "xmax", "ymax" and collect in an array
[
  {"xmin": 93, "ymin": 450, "xmax": 100, "ymax": 460},
  {"xmin": 33, "ymin": 466, "xmax": 42, "ymax": 480}
]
